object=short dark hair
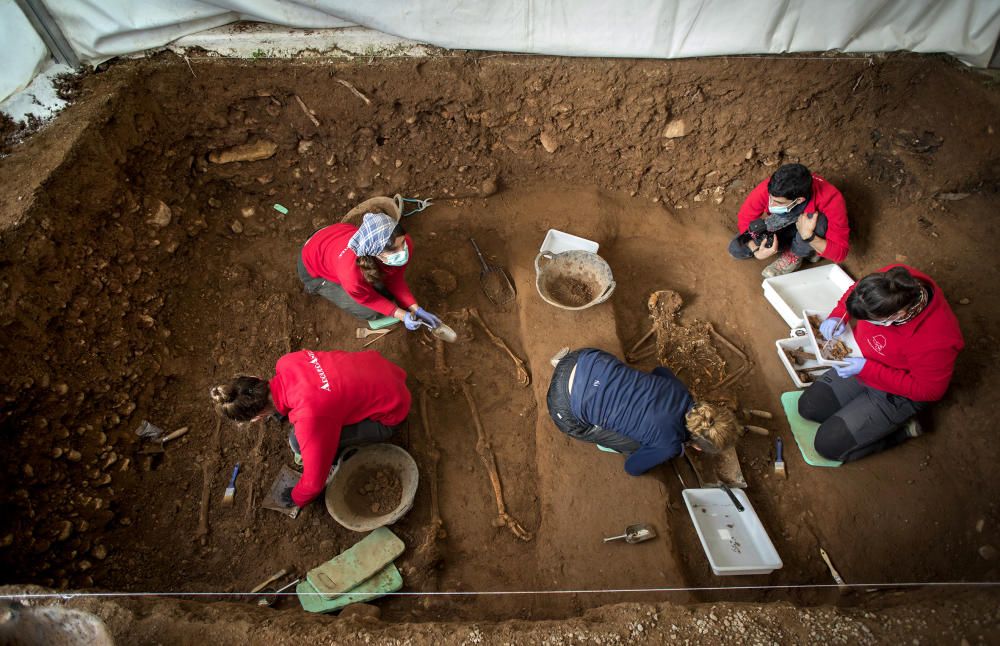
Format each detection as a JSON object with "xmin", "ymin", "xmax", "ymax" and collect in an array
[
  {"xmin": 767, "ymin": 164, "xmax": 813, "ymax": 201},
  {"xmin": 210, "ymin": 376, "xmax": 270, "ymax": 421},
  {"xmin": 846, "ymin": 266, "xmax": 924, "ymax": 320}
]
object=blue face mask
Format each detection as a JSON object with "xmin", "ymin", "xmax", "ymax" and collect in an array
[
  {"xmin": 381, "ymin": 241, "xmax": 409, "ymax": 267},
  {"xmin": 768, "ymin": 199, "xmax": 800, "ymax": 215}
]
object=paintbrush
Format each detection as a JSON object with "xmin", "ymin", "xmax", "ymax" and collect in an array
[
  {"xmin": 774, "ymin": 437, "xmax": 786, "ymax": 479},
  {"xmin": 222, "ymin": 463, "xmax": 241, "ymax": 506}
]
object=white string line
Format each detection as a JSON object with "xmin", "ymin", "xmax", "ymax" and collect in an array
[{"xmin": 3, "ymin": 581, "xmax": 997, "ymax": 600}]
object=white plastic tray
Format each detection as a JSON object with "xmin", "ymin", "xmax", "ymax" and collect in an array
[
  {"xmin": 802, "ymin": 309, "xmax": 862, "ymax": 366},
  {"xmin": 762, "ymin": 264, "xmax": 854, "ymax": 329},
  {"xmin": 775, "ymin": 333, "xmax": 828, "ymax": 388},
  {"xmin": 682, "ymin": 488, "xmax": 782, "ymax": 576},
  {"xmin": 539, "ymin": 229, "xmax": 599, "ymax": 255}
]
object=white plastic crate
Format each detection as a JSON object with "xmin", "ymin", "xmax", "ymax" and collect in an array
[
  {"xmin": 539, "ymin": 229, "xmax": 599, "ymax": 255},
  {"xmin": 802, "ymin": 309, "xmax": 863, "ymax": 366},
  {"xmin": 762, "ymin": 264, "xmax": 854, "ymax": 328},
  {"xmin": 682, "ymin": 488, "xmax": 783, "ymax": 576},
  {"xmin": 776, "ymin": 332, "xmax": 827, "ymax": 388}
]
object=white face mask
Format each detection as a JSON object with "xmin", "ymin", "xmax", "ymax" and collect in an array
[
  {"xmin": 768, "ymin": 197, "xmax": 800, "ymax": 215},
  {"xmin": 381, "ymin": 240, "xmax": 409, "ymax": 267}
]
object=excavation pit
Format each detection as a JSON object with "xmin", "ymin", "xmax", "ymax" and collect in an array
[{"xmin": 0, "ymin": 53, "xmax": 998, "ymax": 632}]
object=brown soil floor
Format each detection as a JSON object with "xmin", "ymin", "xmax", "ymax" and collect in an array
[{"xmin": 1, "ymin": 52, "xmax": 999, "ymax": 626}]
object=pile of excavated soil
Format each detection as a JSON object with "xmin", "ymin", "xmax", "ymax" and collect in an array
[
  {"xmin": 0, "ymin": 52, "xmax": 998, "ymax": 627},
  {"xmin": 345, "ymin": 466, "xmax": 403, "ymax": 517}
]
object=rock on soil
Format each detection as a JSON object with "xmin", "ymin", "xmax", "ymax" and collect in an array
[{"xmin": 207, "ymin": 140, "xmax": 278, "ymax": 164}]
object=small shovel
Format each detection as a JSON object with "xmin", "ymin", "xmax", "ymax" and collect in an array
[
  {"xmin": 139, "ymin": 427, "xmax": 189, "ymax": 454},
  {"xmin": 603, "ymin": 523, "xmax": 657, "ymax": 544}
]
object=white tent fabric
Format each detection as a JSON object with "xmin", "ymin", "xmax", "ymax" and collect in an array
[
  {"xmin": 4, "ymin": 0, "xmax": 1000, "ymax": 107},
  {"xmin": 1, "ymin": 0, "xmax": 51, "ymax": 101}
]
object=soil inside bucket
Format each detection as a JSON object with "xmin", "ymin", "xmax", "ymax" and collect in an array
[
  {"xmin": 344, "ymin": 465, "xmax": 404, "ymax": 517},
  {"xmin": 548, "ymin": 276, "xmax": 596, "ymax": 307}
]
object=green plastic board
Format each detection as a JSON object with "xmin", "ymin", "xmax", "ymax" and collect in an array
[
  {"xmin": 306, "ymin": 527, "xmax": 405, "ymax": 599},
  {"xmin": 297, "ymin": 563, "xmax": 403, "ymax": 613},
  {"xmin": 780, "ymin": 391, "xmax": 842, "ymax": 468},
  {"xmin": 368, "ymin": 316, "xmax": 400, "ymax": 330}
]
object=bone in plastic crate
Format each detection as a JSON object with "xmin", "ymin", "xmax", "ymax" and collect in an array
[{"xmin": 683, "ymin": 488, "xmax": 782, "ymax": 576}]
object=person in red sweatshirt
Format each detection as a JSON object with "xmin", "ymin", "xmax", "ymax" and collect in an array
[
  {"xmin": 298, "ymin": 210, "xmax": 442, "ymax": 332},
  {"xmin": 729, "ymin": 163, "xmax": 850, "ymax": 278},
  {"xmin": 210, "ymin": 349, "xmax": 411, "ymax": 511},
  {"xmin": 798, "ymin": 265, "xmax": 964, "ymax": 462}
]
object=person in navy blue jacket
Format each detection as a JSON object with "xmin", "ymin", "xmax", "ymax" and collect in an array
[{"xmin": 546, "ymin": 348, "xmax": 741, "ymax": 475}]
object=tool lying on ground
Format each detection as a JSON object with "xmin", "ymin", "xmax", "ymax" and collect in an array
[
  {"xmin": 686, "ymin": 446, "xmax": 748, "ymax": 488},
  {"xmin": 362, "ymin": 326, "xmax": 398, "ymax": 348},
  {"xmin": 258, "ymin": 578, "xmax": 300, "ymax": 607},
  {"xmin": 603, "ymin": 523, "xmax": 657, "ymax": 544},
  {"xmin": 135, "ymin": 420, "xmax": 165, "ymax": 440},
  {"xmin": 262, "ymin": 465, "xmax": 301, "ymax": 518},
  {"xmin": 469, "ymin": 237, "xmax": 517, "ymax": 307},
  {"xmin": 356, "ymin": 328, "xmax": 390, "ymax": 339},
  {"xmin": 819, "ymin": 547, "xmax": 847, "ymax": 588},
  {"xmin": 744, "ymin": 425, "xmax": 770, "ymax": 436},
  {"xmin": 720, "ymin": 483, "xmax": 745, "ymax": 512},
  {"xmin": 222, "ymin": 463, "xmax": 241, "ymax": 506},
  {"xmin": 774, "ymin": 437, "xmax": 787, "ymax": 479},
  {"xmin": 251, "ymin": 568, "xmax": 289, "ymax": 594},
  {"xmin": 395, "ymin": 195, "xmax": 433, "ymax": 217},
  {"xmin": 138, "ymin": 426, "xmax": 189, "ymax": 454}
]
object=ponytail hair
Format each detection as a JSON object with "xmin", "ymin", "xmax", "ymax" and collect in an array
[
  {"xmin": 355, "ymin": 221, "xmax": 406, "ymax": 285},
  {"xmin": 685, "ymin": 403, "xmax": 740, "ymax": 453},
  {"xmin": 210, "ymin": 376, "xmax": 270, "ymax": 422},
  {"xmin": 846, "ymin": 266, "xmax": 924, "ymax": 320}
]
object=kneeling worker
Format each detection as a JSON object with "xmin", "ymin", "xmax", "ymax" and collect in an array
[
  {"xmin": 211, "ymin": 349, "xmax": 411, "ymax": 511},
  {"xmin": 546, "ymin": 348, "xmax": 740, "ymax": 474}
]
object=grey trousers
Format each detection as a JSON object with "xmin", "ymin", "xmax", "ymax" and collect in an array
[
  {"xmin": 546, "ymin": 350, "xmax": 641, "ymax": 454},
  {"xmin": 797, "ymin": 369, "xmax": 927, "ymax": 463},
  {"xmin": 297, "ymin": 253, "xmax": 391, "ymax": 321},
  {"xmin": 728, "ymin": 212, "xmax": 829, "ymax": 260},
  {"xmin": 288, "ymin": 419, "xmax": 397, "ymax": 459}
]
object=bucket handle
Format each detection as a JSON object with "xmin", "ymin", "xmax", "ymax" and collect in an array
[
  {"xmin": 533, "ymin": 251, "xmax": 556, "ymax": 275},
  {"xmin": 592, "ymin": 280, "xmax": 616, "ymax": 305}
]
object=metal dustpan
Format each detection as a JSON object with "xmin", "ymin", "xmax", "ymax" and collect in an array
[
  {"xmin": 469, "ymin": 237, "xmax": 516, "ymax": 307},
  {"xmin": 685, "ymin": 447, "xmax": 747, "ymax": 489},
  {"xmin": 262, "ymin": 465, "xmax": 302, "ymax": 518}
]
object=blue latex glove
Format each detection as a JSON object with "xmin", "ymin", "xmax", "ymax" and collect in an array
[
  {"xmin": 834, "ymin": 357, "xmax": 866, "ymax": 378},
  {"xmin": 403, "ymin": 312, "xmax": 422, "ymax": 331},
  {"xmin": 414, "ymin": 307, "xmax": 441, "ymax": 329},
  {"xmin": 819, "ymin": 316, "xmax": 846, "ymax": 340}
]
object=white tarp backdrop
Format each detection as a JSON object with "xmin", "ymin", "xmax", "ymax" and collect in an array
[{"xmin": 4, "ymin": 0, "xmax": 1000, "ymax": 106}]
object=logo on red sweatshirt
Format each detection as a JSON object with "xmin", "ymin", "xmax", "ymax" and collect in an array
[
  {"xmin": 305, "ymin": 350, "xmax": 331, "ymax": 391},
  {"xmin": 868, "ymin": 334, "xmax": 887, "ymax": 355}
]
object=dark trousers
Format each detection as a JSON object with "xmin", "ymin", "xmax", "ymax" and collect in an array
[
  {"xmin": 297, "ymin": 252, "xmax": 393, "ymax": 321},
  {"xmin": 797, "ymin": 369, "xmax": 927, "ymax": 463},
  {"xmin": 728, "ymin": 212, "xmax": 829, "ymax": 260},
  {"xmin": 546, "ymin": 350, "xmax": 641, "ymax": 454},
  {"xmin": 288, "ymin": 419, "xmax": 397, "ymax": 460}
]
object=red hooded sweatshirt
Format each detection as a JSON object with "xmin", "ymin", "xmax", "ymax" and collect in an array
[
  {"xmin": 301, "ymin": 223, "xmax": 417, "ymax": 316},
  {"xmin": 736, "ymin": 174, "xmax": 850, "ymax": 263},
  {"xmin": 269, "ymin": 350, "xmax": 411, "ymax": 507},
  {"xmin": 828, "ymin": 265, "xmax": 964, "ymax": 402}
]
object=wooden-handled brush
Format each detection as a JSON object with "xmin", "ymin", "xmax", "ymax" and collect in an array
[
  {"xmin": 222, "ymin": 463, "xmax": 241, "ymax": 506},
  {"xmin": 774, "ymin": 437, "xmax": 786, "ymax": 479}
]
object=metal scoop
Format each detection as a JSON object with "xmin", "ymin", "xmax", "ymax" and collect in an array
[
  {"xmin": 469, "ymin": 237, "xmax": 516, "ymax": 307},
  {"xmin": 417, "ymin": 320, "xmax": 458, "ymax": 343},
  {"xmin": 603, "ymin": 523, "xmax": 657, "ymax": 544}
]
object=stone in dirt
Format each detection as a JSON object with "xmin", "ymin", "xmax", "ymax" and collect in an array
[
  {"xmin": 663, "ymin": 118, "xmax": 688, "ymax": 138},
  {"xmin": 339, "ymin": 603, "xmax": 381, "ymax": 621},
  {"xmin": 481, "ymin": 176, "xmax": 499, "ymax": 196},
  {"xmin": 540, "ymin": 131, "xmax": 560, "ymax": 153},
  {"xmin": 208, "ymin": 140, "xmax": 278, "ymax": 164},
  {"xmin": 148, "ymin": 201, "xmax": 172, "ymax": 228}
]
